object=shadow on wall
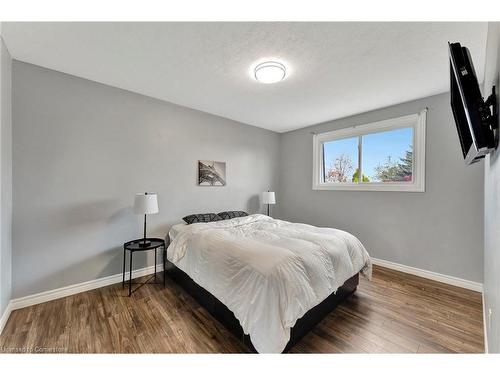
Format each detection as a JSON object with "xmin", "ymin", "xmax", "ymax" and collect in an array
[
  {"xmin": 108, "ymin": 205, "xmax": 136, "ymax": 227},
  {"xmin": 246, "ymin": 194, "xmax": 261, "ymax": 214}
]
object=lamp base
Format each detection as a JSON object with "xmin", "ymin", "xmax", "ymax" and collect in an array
[{"xmin": 138, "ymin": 241, "xmax": 151, "ymax": 248}]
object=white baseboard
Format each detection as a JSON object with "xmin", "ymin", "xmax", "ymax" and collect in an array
[
  {"xmin": 10, "ymin": 264, "xmax": 164, "ymax": 311},
  {"xmin": 371, "ymin": 257, "xmax": 483, "ymax": 292},
  {"xmin": 483, "ymin": 292, "xmax": 489, "ymax": 353},
  {"xmin": 0, "ymin": 301, "xmax": 13, "ymax": 336}
]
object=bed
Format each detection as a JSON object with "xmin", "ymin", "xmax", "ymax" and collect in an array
[{"xmin": 164, "ymin": 214, "xmax": 371, "ymax": 353}]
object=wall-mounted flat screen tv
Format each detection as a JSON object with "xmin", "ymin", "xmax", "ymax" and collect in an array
[{"xmin": 449, "ymin": 42, "xmax": 496, "ymax": 165}]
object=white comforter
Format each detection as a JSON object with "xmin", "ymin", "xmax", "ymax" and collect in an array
[{"xmin": 167, "ymin": 214, "xmax": 371, "ymax": 353}]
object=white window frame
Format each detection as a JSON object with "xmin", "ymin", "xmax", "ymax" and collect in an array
[{"xmin": 312, "ymin": 110, "xmax": 426, "ymax": 192}]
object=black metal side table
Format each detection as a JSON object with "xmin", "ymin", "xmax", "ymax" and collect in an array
[{"xmin": 123, "ymin": 238, "xmax": 166, "ymax": 296}]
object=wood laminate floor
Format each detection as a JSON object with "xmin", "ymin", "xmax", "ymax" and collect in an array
[{"xmin": 0, "ymin": 265, "xmax": 484, "ymax": 353}]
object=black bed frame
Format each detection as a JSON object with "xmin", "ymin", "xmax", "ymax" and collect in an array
[{"xmin": 163, "ymin": 253, "xmax": 359, "ymax": 353}]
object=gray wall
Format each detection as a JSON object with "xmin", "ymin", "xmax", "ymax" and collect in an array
[
  {"xmin": 483, "ymin": 22, "xmax": 500, "ymax": 353},
  {"xmin": 12, "ymin": 61, "xmax": 280, "ymax": 298},
  {"xmin": 0, "ymin": 35, "xmax": 12, "ymax": 321},
  {"xmin": 277, "ymin": 92, "xmax": 484, "ymax": 283}
]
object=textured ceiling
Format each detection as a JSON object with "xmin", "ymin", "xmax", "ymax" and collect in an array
[{"xmin": 1, "ymin": 22, "xmax": 488, "ymax": 132}]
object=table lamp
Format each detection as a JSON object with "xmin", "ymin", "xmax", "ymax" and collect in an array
[
  {"xmin": 134, "ymin": 192, "xmax": 159, "ymax": 247},
  {"xmin": 261, "ymin": 191, "xmax": 276, "ymax": 216}
]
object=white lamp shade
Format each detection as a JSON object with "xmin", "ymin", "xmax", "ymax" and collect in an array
[
  {"xmin": 261, "ymin": 191, "xmax": 276, "ymax": 205},
  {"xmin": 134, "ymin": 193, "xmax": 159, "ymax": 215}
]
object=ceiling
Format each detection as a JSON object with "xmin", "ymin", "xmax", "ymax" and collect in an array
[{"xmin": 1, "ymin": 22, "xmax": 488, "ymax": 133}]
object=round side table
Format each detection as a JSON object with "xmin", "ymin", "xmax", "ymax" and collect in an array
[{"xmin": 123, "ymin": 238, "xmax": 165, "ymax": 296}]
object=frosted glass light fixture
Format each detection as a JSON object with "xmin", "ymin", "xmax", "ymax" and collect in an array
[{"xmin": 254, "ymin": 61, "xmax": 286, "ymax": 84}]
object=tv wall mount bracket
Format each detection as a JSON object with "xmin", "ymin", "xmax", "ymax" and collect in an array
[{"xmin": 480, "ymin": 85, "xmax": 498, "ymax": 132}]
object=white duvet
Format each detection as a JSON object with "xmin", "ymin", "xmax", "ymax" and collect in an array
[{"xmin": 167, "ymin": 214, "xmax": 371, "ymax": 353}]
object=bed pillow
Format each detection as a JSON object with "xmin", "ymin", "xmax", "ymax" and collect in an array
[
  {"xmin": 217, "ymin": 211, "xmax": 249, "ymax": 220},
  {"xmin": 182, "ymin": 213, "xmax": 223, "ymax": 224}
]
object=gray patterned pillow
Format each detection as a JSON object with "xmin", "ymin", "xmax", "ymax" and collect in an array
[
  {"xmin": 182, "ymin": 213, "xmax": 223, "ymax": 224},
  {"xmin": 217, "ymin": 211, "xmax": 249, "ymax": 220}
]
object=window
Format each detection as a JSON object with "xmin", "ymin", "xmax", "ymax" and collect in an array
[{"xmin": 313, "ymin": 110, "xmax": 426, "ymax": 192}]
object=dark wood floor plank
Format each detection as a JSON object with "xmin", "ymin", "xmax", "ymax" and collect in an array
[{"xmin": 0, "ymin": 265, "xmax": 484, "ymax": 353}]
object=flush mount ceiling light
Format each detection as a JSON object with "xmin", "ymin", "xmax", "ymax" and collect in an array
[{"xmin": 254, "ymin": 61, "xmax": 286, "ymax": 84}]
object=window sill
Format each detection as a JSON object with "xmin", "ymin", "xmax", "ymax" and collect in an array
[{"xmin": 312, "ymin": 183, "xmax": 425, "ymax": 192}]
